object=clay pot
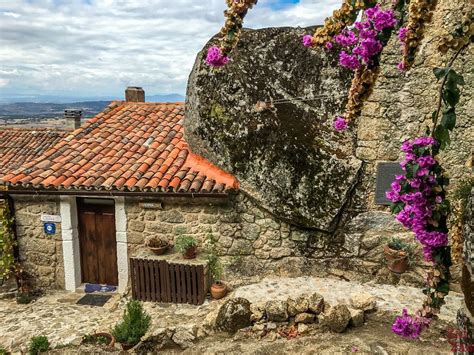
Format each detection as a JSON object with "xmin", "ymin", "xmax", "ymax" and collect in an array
[
  {"xmin": 210, "ymin": 282, "xmax": 227, "ymax": 300},
  {"xmin": 121, "ymin": 343, "xmax": 135, "ymax": 351},
  {"xmin": 82, "ymin": 333, "xmax": 115, "ymax": 348},
  {"xmin": 148, "ymin": 241, "xmax": 169, "ymax": 255},
  {"xmin": 384, "ymin": 245, "xmax": 408, "ymax": 274},
  {"xmin": 183, "ymin": 246, "xmax": 197, "ymax": 259}
]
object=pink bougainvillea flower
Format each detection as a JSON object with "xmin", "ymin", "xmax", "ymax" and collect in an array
[
  {"xmin": 325, "ymin": 41, "xmax": 333, "ymax": 50},
  {"xmin": 392, "ymin": 309, "xmax": 430, "ymax": 339},
  {"xmin": 333, "ymin": 116, "xmax": 348, "ymax": 131},
  {"xmin": 398, "ymin": 27, "xmax": 409, "ymax": 41},
  {"xmin": 205, "ymin": 46, "xmax": 229, "ymax": 67},
  {"xmin": 302, "ymin": 35, "xmax": 313, "ymax": 47},
  {"xmin": 334, "ymin": 30, "xmax": 359, "ymax": 47},
  {"xmin": 339, "ymin": 51, "xmax": 361, "ymax": 70},
  {"xmin": 397, "ymin": 61, "xmax": 407, "ymax": 71}
]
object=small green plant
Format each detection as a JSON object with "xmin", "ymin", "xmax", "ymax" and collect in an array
[
  {"xmin": 175, "ymin": 235, "xmax": 197, "ymax": 253},
  {"xmin": 205, "ymin": 234, "xmax": 223, "ymax": 282},
  {"xmin": 387, "ymin": 237, "xmax": 413, "ymax": 253},
  {"xmin": 28, "ymin": 336, "xmax": 50, "ymax": 355},
  {"xmin": 0, "ymin": 345, "xmax": 9, "ymax": 355},
  {"xmin": 112, "ymin": 300, "xmax": 151, "ymax": 346},
  {"xmin": 81, "ymin": 334, "xmax": 110, "ymax": 346},
  {"xmin": 16, "ymin": 292, "xmax": 33, "ymax": 304}
]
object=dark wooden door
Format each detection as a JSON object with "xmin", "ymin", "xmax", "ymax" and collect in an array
[{"xmin": 78, "ymin": 198, "xmax": 118, "ymax": 286}]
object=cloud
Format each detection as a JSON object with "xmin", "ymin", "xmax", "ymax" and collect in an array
[{"xmin": 0, "ymin": 0, "xmax": 340, "ymax": 97}]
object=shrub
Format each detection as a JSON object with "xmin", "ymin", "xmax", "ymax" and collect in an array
[
  {"xmin": 0, "ymin": 345, "xmax": 9, "ymax": 355},
  {"xmin": 388, "ymin": 237, "xmax": 412, "ymax": 253},
  {"xmin": 175, "ymin": 235, "xmax": 197, "ymax": 253},
  {"xmin": 16, "ymin": 293, "xmax": 33, "ymax": 304},
  {"xmin": 205, "ymin": 234, "xmax": 223, "ymax": 282},
  {"xmin": 28, "ymin": 336, "xmax": 50, "ymax": 355},
  {"xmin": 112, "ymin": 300, "xmax": 151, "ymax": 346}
]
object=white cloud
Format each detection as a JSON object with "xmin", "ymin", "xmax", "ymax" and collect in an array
[{"xmin": 0, "ymin": 0, "xmax": 340, "ymax": 97}]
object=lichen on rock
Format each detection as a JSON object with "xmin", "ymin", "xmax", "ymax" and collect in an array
[{"xmin": 185, "ymin": 26, "xmax": 363, "ymax": 230}]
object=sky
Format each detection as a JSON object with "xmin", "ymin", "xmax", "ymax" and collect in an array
[{"xmin": 0, "ymin": 0, "xmax": 340, "ymax": 98}]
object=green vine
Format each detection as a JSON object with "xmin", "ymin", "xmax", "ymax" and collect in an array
[{"xmin": 0, "ymin": 200, "xmax": 19, "ymax": 281}]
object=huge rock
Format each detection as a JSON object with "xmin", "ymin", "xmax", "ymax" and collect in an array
[
  {"xmin": 215, "ymin": 297, "xmax": 252, "ymax": 333},
  {"xmin": 185, "ymin": 26, "xmax": 362, "ymax": 230}
]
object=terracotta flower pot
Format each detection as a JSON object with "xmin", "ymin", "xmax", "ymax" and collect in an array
[
  {"xmin": 148, "ymin": 242, "xmax": 169, "ymax": 255},
  {"xmin": 210, "ymin": 282, "xmax": 227, "ymax": 300},
  {"xmin": 121, "ymin": 343, "xmax": 135, "ymax": 351},
  {"xmin": 183, "ymin": 246, "xmax": 197, "ymax": 259},
  {"xmin": 384, "ymin": 245, "xmax": 408, "ymax": 274},
  {"xmin": 81, "ymin": 332, "xmax": 115, "ymax": 348}
]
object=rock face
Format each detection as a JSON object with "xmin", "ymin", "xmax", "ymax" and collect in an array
[
  {"xmin": 185, "ymin": 26, "xmax": 362, "ymax": 230},
  {"xmin": 215, "ymin": 298, "xmax": 252, "ymax": 333}
]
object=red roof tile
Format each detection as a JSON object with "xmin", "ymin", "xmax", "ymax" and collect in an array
[
  {"xmin": 0, "ymin": 128, "xmax": 70, "ymax": 178},
  {"xmin": 2, "ymin": 102, "xmax": 239, "ymax": 194}
]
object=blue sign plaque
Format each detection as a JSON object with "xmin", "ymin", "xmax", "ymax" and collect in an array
[{"xmin": 44, "ymin": 223, "xmax": 56, "ymax": 235}]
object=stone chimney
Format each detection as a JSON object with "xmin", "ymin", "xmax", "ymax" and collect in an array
[
  {"xmin": 125, "ymin": 87, "xmax": 145, "ymax": 102},
  {"xmin": 64, "ymin": 109, "xmax": 82, "ymax": 130}
]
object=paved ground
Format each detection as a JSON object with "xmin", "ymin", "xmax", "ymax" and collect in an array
[{"xmin": 0, "ymin": 276, "xmax": 463, "ymax": 353}]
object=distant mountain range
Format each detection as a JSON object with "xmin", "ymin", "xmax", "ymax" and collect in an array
[
  {"xmin": 0, "ymin": 93, "xmax": 185, "ymax": 104},
  {"xmin": 0, "ymin": 93, "xmax": 185, "ymax": 119}
]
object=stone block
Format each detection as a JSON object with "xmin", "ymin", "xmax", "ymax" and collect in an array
[
  {"xmin": 265, "ymin": 300, "xmax": 288, "ymax": 322},
  {"xmin": 295, "ymin": 312, "xmax": 316, "ymax": 324},
  {"xmin": 129, "ymin": 220, "xmax": 145, "ymax": 232}
]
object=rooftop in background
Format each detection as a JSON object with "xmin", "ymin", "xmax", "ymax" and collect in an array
[
  {"xmin": 0, "ymin": 128, "xmax": 71, "ymax": 177},
  {"xmin": 1, "ymin": 101, "xmax": 239, "ymax": 194}
]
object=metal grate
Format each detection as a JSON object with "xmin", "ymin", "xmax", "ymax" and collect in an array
[{"xmin": 130, "ymin": 258, "xmax": 207, "ymax": 305}]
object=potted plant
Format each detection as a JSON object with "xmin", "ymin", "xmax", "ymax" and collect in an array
[
  {"xmin": 205, "ymin": 234, "xmax": 227, "ymax": 299},
  {"xmin": 146, "ymin": 237, "xmax": 169, "ymax": 255},
  {"xmin": 81, "ymin": 333, "xmax": 115, "ymax": 348},
  {"xmin": 175, "ymin": 235, "xmax": 197, "ymax": 259},
  {"xmin": 384, "ymin": 237, "xmax": 413, "ymax": 274},
  {"xmin": 112, "ymin": 300, "xmax": 151, "ymax": 350}
]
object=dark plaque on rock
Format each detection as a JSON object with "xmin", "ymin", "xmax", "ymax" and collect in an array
[{"xmin": 375, "ymin": 162, "xmax": 405, "ymax": 205}]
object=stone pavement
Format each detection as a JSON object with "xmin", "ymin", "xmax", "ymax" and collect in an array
[{"xmin": 0, "ymin": 276, "xmax": 463, "ymax": 353}]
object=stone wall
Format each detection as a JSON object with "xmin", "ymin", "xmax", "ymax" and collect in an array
[
  {"xmin": 356, "ymin": 0, "xmax": 473, "ymax": 209},
  {"xmin": 12, "ymin": 196, "xmax": 64, "ymax": 290},
  {"xmin": 125, "ymin": 193, "xmax": 432, "ymax": 287}
]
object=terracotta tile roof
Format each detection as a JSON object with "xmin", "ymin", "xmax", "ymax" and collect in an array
[
  {"xmin": 1, "ymin": 102, "xmax": 239, "ymax": 194},
  {"xmin": 0, "ymin": 128, "xmax": 70, "ymax": 177}
]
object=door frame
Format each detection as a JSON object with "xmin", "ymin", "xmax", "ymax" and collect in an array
[{"xmin": 60, "ymin": 195, "xmax": 129, "ymax": 292}]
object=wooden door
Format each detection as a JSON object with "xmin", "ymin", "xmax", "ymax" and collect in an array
[{"xmin": 78, "ymin": 198, "xmax": 118, "ymax": 286}]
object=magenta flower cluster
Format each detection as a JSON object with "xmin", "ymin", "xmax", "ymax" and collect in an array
[
  {"xmin": 206, "ymin": 46, "xmax": 230, "ymax": 67},
  {"xmin": 333, "ymin": 5, "xmax": 396, "ymax": 70},
  {"xmin": 392, "ymin": 308, "xmax": 431, "ymax": 338},
  {"xmin": 397, "ymin": 27, "xmax": 409, "ymax": 71},
  {"xmin": 333, "ymin": 116, "xmax": 348, "ymax": 131},
  {"xmin": 302, "ymin": 35, "xmax": 313, "ymax": 47},
  {"xmin": 385, "ymin": 136, "xmax": 448, "ymax": 263}
]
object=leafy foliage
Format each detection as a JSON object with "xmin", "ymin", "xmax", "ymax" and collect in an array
[
  {"xmin": 431, "ymin": 67, "xmax": 465, "ymax": 154},
  {"xmin": 388, "ymin": 237, "xmax": 413, "ymax": 253},
  {"xmin": 0, "ymin": 201, "xmax": 19, "ymax": 281},
  {"xmin": 28, "ymin": 336, "xmax": 50, "ymax": 355},
  {"xmin": 112, "ymin": 300, "xmax": 151, "ymax": 346},
  {"xmin": 175, "ymin": 235, "xmax": 197, "ymax": 253},
  {"xmin": 205, "ymin": 234, "xmax": 223, "ymax": 282}
]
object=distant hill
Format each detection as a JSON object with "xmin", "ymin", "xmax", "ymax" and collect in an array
[
  {"xmin": 0, "ymin": 93, "xmax": 185, "ymax": 120},
  {"xmin": 0, "ymin": 93, "xmax": 185, "ymax": 104},
  {"xmin": 0, "ymin": 101, "xmax": 111, "ymax": 119}
]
